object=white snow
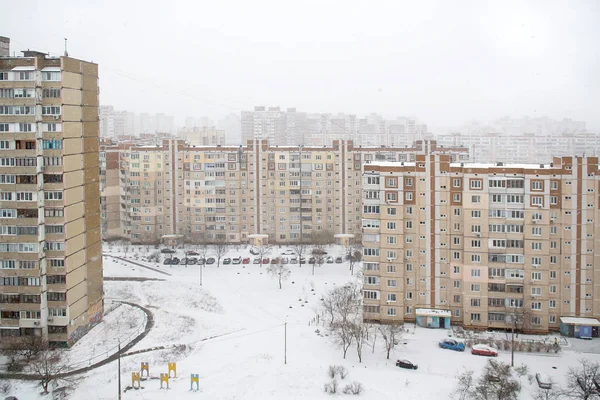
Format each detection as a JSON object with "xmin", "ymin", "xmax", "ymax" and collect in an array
[
  {"xmin": 4, "ymin": 244, "xmax": 600, "ymax": 399},
  {"xmin": 415, "ymin": 308, "xmax": 451, "ymax": 318}
]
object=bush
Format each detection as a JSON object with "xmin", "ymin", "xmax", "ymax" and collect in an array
[
  {"xmin": 327, "ymin": 364, "xmax": 348, "ymax": 380},
  {"xmin": 328, "ymin": 365, "xmax": 337, "ymax": 379},
  {"xmin": 0, "ymin": 381, "xmax": 12, "ymax": 395},
  {"xmin": 342, "ymin": 381, "xmax": 364, "ymax": 395},
  {"xmin": 324, "ymin": 379, "xmax": 338, "ymax": 394}
]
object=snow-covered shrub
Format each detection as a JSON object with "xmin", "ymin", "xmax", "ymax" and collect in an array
[
  {"xmin": 327, "ymin": 365, "xmax": 348, "ymax": 380},
  {"xmin": 342, "ymin": 381, "xmax": 364, "ymax": 395},
  {"xmin": 324, "ymin": 379, "xmax": 338, "ymax": 394},
  {"xmin": 327, "ymin": 365, "xmax": 336, "ymax": 379}
]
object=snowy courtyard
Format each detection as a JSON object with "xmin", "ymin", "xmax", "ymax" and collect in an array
[{"xmin": 4, "ymin": 244, "xmax": 600, "ymax": 399}]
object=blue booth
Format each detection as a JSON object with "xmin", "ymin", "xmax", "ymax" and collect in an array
[
  {"xmin": 559, "ymin": 317, "xmax": 600, "ymax": 339},
  {"xmin": 416, "ymin": 308, "xmax": 452, "ymax": 329}
]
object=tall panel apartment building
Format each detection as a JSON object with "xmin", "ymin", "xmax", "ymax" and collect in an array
[
  {"xmin": 361, "ymin": 156, "xmax": 600, "ymax": 333},
  {"xmin": 0, "ymin": 50, "xmax": 103, "ymax": 346},
  {"xmin": 100, "ymin": 139, "xmax": 468, "ymax": 244}
]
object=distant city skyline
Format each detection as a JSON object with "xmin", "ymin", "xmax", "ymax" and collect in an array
[{"xmin": 3, "ymin": 1, "xmax": 598, "ymax": 131}]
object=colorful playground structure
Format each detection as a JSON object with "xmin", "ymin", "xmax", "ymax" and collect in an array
[{"xmin": 128, "ymin": 361, "xmax": 199, "ymax": 391}]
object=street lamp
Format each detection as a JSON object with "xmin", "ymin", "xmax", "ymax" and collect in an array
[{"xmin": 284, "ymin": 315, "xmax": 288, "ymax": 365}]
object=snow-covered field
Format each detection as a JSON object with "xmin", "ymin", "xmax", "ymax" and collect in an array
[{"xmin": 5, "ymin": 244, "xmax": 600, "ymax": 399}]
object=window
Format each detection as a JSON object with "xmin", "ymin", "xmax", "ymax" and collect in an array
[
  {"xmin": 471, "ymin": 299, "xmax": 481, "ymax": 307},
  {"xmin": 42, "ymin": 88, "xmax": 61, "ymax": 98},
  {"xmin": 471, "ymin": 284, "xmax": 481, "ymax": 292},
  {"xmin": 470, "ymin": 179, "xmax": 482, "ymax": 189},
  {"xmin": 471, "ymin": 269, "xmax": 481, "ymax": 277},
  {"xmin": 405, "ymin": 192, "xmax": 413, "ymax": 201},
  {"xmin": 41, "ymin": 106, "xmax": 61, "ymax": 115},
  {"xmin": 471, "ymin": 313, "xmax": 481, "ymax": 322}
]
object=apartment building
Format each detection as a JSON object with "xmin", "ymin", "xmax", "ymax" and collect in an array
[
  {"xmin": 100, "ymin": 139, "xmax": 468, "ymax": 244},
  {"xmin": 361, "ymin": 155, "xmax": 600, "ymax": 333},
  {"xmin": 0, "ymin": 49, "xmax": 103, "ymax": 346},
  {"xmin": 436, "ymin": 132, "xmax": 600, "ymax": 164}
]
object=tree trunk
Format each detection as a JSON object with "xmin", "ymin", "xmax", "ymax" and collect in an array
[{"xmin": 279, "ymin": 276, "xmax": 282, "ymax": 289}]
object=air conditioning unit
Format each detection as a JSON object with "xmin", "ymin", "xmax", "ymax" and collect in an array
[
  {"xmin": 532, "ymin": 220, "xmax": 538, "ymax": 224},
  {"xmin": 47, "ymin": 318, "xmax": 53, "ymax": 322},
  {"xmin": 33, "ymin": 321, "xmax": 40, "ymax": 326},
  {"xmin": 475, "ymin": 232, "xmax": 481, "ymax": 237}
]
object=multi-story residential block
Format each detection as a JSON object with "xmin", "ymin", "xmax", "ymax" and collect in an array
[
  {"xmin": 436, "ymin": 132, "xmax": 600, "ymax": 164},
  {"xmin": 180, "ymin": 126, "xmax": 225, "ymax": 146},
  {"xmin": 0, "ymin": 49, "xmax": 103, "ymax": 346},
  {"xmin": 361, "ymin": 155, "xmax": 600, "ymax": 333},
  {"xmin": 100, "ymin": 139, "xmax": 468, "ymax": 244}
]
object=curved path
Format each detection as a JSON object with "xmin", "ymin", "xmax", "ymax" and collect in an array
[{"xmin": 0, "ymin": 300, "xmax": 155, "ymax": 381}]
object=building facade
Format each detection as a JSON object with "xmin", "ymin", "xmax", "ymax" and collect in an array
[
  {"xmin": 100, "ymin": 139, "xmax": 468, "ymax": 244},
  {"xmin": 361, "ymin": 156, "xmax": 600, "ymax": 333},
  {"xmin": 0, "ymin": 51, "xmax": 103, "ymax": 346}
]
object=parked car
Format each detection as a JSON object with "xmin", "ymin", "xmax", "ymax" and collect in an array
[
  {"xmin": 281, "ymin": 250, "xmax": 295, "ymax": 255},
  {"xmin": 312, "ymin": 249, "xmax": 327, "ymax": 255},
  {"xmin": 198, "ymin": 258, "xmax": 205, "ymax": 265},
  {"xmin": 163, "ymin": 258, "xmax": 172, "ymax": 265},
  {"xmin": 396, "ymin": 359, "xmax": 418, "ymax": 370},
  {"xmin": 242, "ymin": 257, "xmax": 251, "ymax": 264},
  {"xmin": 439, "ymin": 338, "xmax": 465, "ymax": 352},
  {"xmin": 223, "ymin": 258, "xmax": 232, "ymax": 265},
  {"xmin": 250, "ymin": 247, "xmax": 260, "ymax": 255},
  {"xmin": 309, "ymin": 257, "xmax": 316, "ymax": 264},
  {"xmin": 271, "ymin": 257, "xmax": 280, "ymax": 264},
  {"xmin": 186, "ymin": 251, "xmax": 200, "ymax": 256},
  {"xmin": 232, "ymin": 257, "xmax": 242, "ymax": 264},
  {"xmin": 181, "ymin": 258, "xmax": 190, "ymax": 265},
  {"xmin": 300, "ymin": 257, "xmax": 306, "ymax": 264},
  {"xmin": 187, "ymin": 257, "xmax": 198, "ymax": 265},
  {"xmin": 171, "ymin": 257, "xmax": 180, "ymax": 265},
  {"xmin": 535, "ymin": 373, "xmax": 552, "ymax": 389},
  {"xmin": 281, "ymin": 257, "xmax": 289, "ymax": 264},
  {"xmin": 471, "ymin": 344, "xmax": 498, "ymax": 357},
  {"xmin": 205, "ymin": 257, "xmax": 216, "ymax": 265},
  {"xmin": 161, "ymin": 248, "xmax": 176, "ymax": 254},
  {"xmin": 335, "ymin": 256, "xmax": 343, "ymax": 263},
  {"xmin": 253, "ymin": 257, "xmax": 261, "ymax": 264},
  {"xmin": 326, "ymin": 256, "xmax": 334, "ymax": 263},
  {"xmin": 290, "ymin": 257, "xmax": 298, "ymax": 264},
  {"xmin": 262, "ymin": 258, "xmax": 270, "ymax": 264}
]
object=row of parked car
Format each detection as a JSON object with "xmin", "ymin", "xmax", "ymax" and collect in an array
[{"xmin": 395, "ymin": 339, "xmax": 498, "ymax": 372}]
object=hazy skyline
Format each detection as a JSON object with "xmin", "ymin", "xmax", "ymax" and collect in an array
[{"xmin": 3, "ymin": 0, "xmax": 599, "ymax": 131}]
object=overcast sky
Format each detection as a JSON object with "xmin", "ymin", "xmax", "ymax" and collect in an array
[{"xmin": 3, "ymin": 0, "xmax": 599, "ymax": 131}]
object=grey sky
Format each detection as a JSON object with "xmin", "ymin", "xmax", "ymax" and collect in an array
[{"xmin": 3, "ymin": 0, "xmax": 599, "ymax": 131}]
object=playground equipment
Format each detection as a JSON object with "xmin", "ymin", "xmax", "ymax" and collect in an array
[
  {"xmin": 141, "ymin": 362, "xmax": 149, "ymax": 377},
  {"xmin": 190, "ymin": 373, "xmax": 200, "ymax": 391},
  {"xmin": 160, "ymin": 373, "xmax": 169, "ymax": 389},
  {"xmin": 132, "ymin": 372, "xmax": 141, "ymax": 389},
  {"xmin": 168, "ymin": 362, "xmax": 177, "ymax": 378}
]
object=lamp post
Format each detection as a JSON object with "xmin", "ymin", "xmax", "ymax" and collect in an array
[
  {"xmin": 284, "ymin": 315, "xmax": 288, "ymax": 365},
  {"xmin": 117, "ymin": 339, "xmax": 121, "ymax": 400}
]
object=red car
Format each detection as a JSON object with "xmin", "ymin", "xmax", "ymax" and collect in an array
[
  {"xmin": 471, "ymin": 344, "xmax": 498, "ymax": 357},
  {"xmin": 242, "ymin": 257, "xmax": 250, "ymax": 264},
  {"xmin": 262, "ymin": 258, "xmax": 270, "ymax": 264}
]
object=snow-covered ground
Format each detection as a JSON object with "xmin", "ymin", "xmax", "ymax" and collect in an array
[{"xmin": 5, "ymin": 244, "xmax": 600, "ymax": 399}]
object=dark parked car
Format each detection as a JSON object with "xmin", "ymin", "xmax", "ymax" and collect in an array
[
  {"xmin": 185, "ymin": 257, "xmax": 197, "ymax": 265},
  {"xmin": 309, "ymin": 257, "xmax": 316, "ymax": 264},
  {"xmin": 290, "ymin": 257, "xmax": 298, "ymax": 264},
  {"xmin": 161, "ymin": 248, "xmax": 176, "ymax": 254},
  {"xmin": 198, "ymin": 258, "xmax": 205, "ymax": 265},
  {"xmin": 471, "ymin": 344, "xmax": 498, "ymax": 357},
  {"xmin": 396, "ymin": 359, "xmax": 418, "ymax": 370},
  {"xmin": 186, "ymin": 251, "xmax": 200, "ymax": 256},
  {"xmin": 312, "ymin": 249, "xmax": 327, "ymax": 255},
  {"xmin": 205, "ymin": 257, "xmax": 216, "ymax": 265},
  {"xmin": 223, "ymin": 258, "xmax": 232, "ymax": 265},
  {"xmin": 170, "ymin": 257, "xmax": 180, "ymax": 265},
  {"xmin": 335, "ymin": 257, "xmax": 343, "ymax": 263},
  {"xmin": 262, "ymin": 258, "xmax": 270, "ymax": 264},
  {"xmin": 439, "ymin": 338, "xmax": 465, "ymax": 352},
  {"xmin": 300, "ymin": 257, "xmax": 306, "ymax": 264},
  {"xmin": 163, "ymin": 258, "xmax": 172, "ymax": 265},
  {"xmin": 242, "ymin": 257, "xmax": 251, "ymax": 264}
]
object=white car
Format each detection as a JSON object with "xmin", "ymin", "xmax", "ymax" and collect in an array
[{"xmin": 281, "ymin": 250, "xmax": 295, "ymax": 255}]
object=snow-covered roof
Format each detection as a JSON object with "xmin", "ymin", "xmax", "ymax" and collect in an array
[
  {"xmin": 450, "ymin": 162, "xmax": 550, "ymax": 169},
  {"xmin": 12, "ymin": 66, "xmax": 35, "ymax": 71},
  {"xmin": 416, "ymin": 308, "xmax": 451, "ymax": 317},
  {"xmin": 41, "ymin": 66, "xmax": 61, "ymax": 72},
  {"xmin": 560, "ymin": 317, "xmax": 600, "ymax": 326},
  {"xmin": 364, "ymin": 161, "xmax": 417, "ymax": 167}
]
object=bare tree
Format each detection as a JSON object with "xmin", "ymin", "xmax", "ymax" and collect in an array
[
  {"xmin": 506, "ymin": 306, "xmax": 534, "ymax": 367},
  {"xmin": 564, "ymin": 359, "xmax": 600, "ymax": 400},
  {"xmin": 351, "ymin": 322, "xmax": 369, "ymax": 362},
  {"xmin": 452, "ymin": 368, "xmax": 475, "ymax": 400},
  {"xmin": 344, "ymin": 234, "xmax": 363, "ymax": 275},
  {"xmin": 0, "ymin": 336, "xmax": 48, "ymax": 371},
  {"xmin": 121, "ymin": 239, "xmax": 131, "ymax": 258},
  {"xmin": 474, "ymin": 359, "xmax": 521, "ymax": 400},
  {"xmin": 266, "ymin": 262, "xmax": 291, "ymax": 289},
  {"xmin": 210, "ymin": 235, "xmax": 229, "ymax": 268},
  {"xmin": 291, "ymin": 240, "xmax": 310, "ymax": 267},
  {"xmin": 256, "ymin": 242, "xmax": 273, "ymax": 267},
  {"xmin": 311, "ymin": 254, "xmax": 324, "ymax": 276},
  {"xmin": 331, "ymin": 320, "xmax": 354, "ymax": 359},
  {"xmin": 30, "ymin": 347, "xmax": 73, "ymax": 394},
  {"xmin": 533, "ymin": 385, "xmax": 563, "ymax": 400},
  {"xmin": 378, "ymin": 323, "xmax": 403, "ymax": 360},
  {"xmin": 195, "ymin": 232, "xmax": 211, "ymax": 264}
]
